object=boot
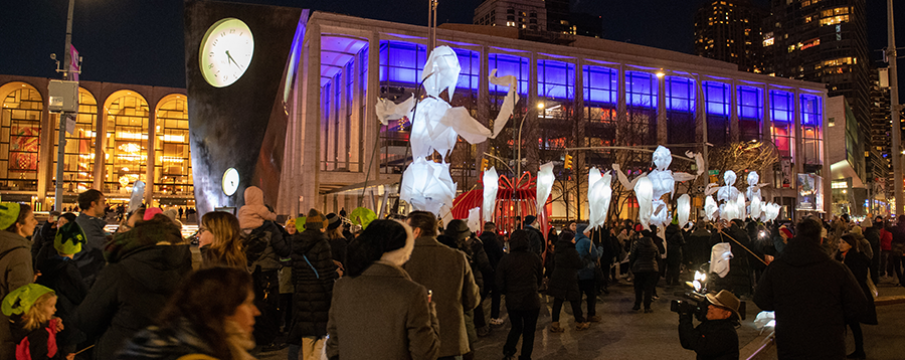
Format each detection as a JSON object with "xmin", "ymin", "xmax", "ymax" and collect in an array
[
  {"xmin": 575, "ymin": 322, "xmax": 591, "ymax": 331},
  {"xmin": 549, "ymin": 321, "xmax": 565, "ymax": 333},
  {"xmin": 587, "ymin": 315, "xmax": 602, "ymax": 323}
]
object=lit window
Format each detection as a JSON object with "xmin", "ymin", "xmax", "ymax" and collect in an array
[{"xmin": 820, "ymin": 14, "xmax": 849, "ymax": 26}]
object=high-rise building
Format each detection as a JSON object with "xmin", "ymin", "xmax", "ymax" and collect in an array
[
  {"xmin": 763, "ymin": 0, "xmax": 871, "ymax": 177},
  {"xmin": 545, "ymin": 0, "xmax": 572, "ymax": 34},
  {"xmin": 473, "ymin": 0, "xmax": 546, "ymax": 31},
  {"xmin": 869, "ymin": 68, "xmax": 891, "ymax": 193},
  {"xmin": 571, "ymin": 13, "xmax": 604, "ymax": 39},
  {"xmin": 694, "ymin": 0, "xmax": 768, "ymax": 73}
]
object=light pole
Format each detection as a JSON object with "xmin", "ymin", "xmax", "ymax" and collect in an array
[
  {"xmin": 54, "ymin": 0, "xmax": 76, "ymax": 212},
  {"xmin": 888, "ymin": 0, "xmax": 903, "ymax": 216}
]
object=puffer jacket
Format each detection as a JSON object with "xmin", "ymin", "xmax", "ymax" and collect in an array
[
  {"xmin": 115, "ymin": 320, "xmax": 216, "ymax": 360},
  {"xmin": 289, "ymin": 229, "xmax": 336, "ymax": 340},
  {"xmin": 547, "ymin": 232, "xmax": 582, "ymax": 301},
  {"xmin": 74, "ymin": 221, "xmax": 192, "ymax": 360},
  {"xmin": 666, "ymin": 224, "xmax": 685, "ymax": 266},
  {"xmin": 630, "ymin": 235, "xmax": 660, "ymax": 274},
  {"xmin": 495, "ymin": 232, "xmax": 542, "ymax": 311},
  {"xmin": 574, "ymin": 225, "xmax": 599, "ymax": 281}
]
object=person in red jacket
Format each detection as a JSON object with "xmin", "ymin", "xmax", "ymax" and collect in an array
[
  {"xmin": 879, "ymin": 219, "xmax": 894, "ymax": 279},
  {"xmin": 2, "ymin": 284, "xmax": 72, "ymax": 360}
]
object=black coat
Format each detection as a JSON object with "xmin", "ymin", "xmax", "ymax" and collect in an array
[
  {"xmin": 73, "ymin": 244, "xmax": 192, "ymax": 360},
  {"xmin": 678, "ymin": 315, "xmax": 739, "ymax": 360},
  {"xmin": 524, "ymin": 226, "xmax": 546, "ymax": 257},
  {"xmin": 687, "ymin": 227, "xmax": 712, "ymax": 266},
  {"xmin": 753, "ymin": 239, "xmax": 869, "ymax": 360},
  {"xmin": 666, "ymin": 225, "xmax": 685, "ymax": 266},
  {"xmin": 630, "ymin": 236, "xmax": 660, "ymax": 274},
  {"xmin": 547, "ymin": 240, "xmax": 582, "ymax": 301},
  {"xmin": 480, "ymin": 232, "xmax": 504, "ymax": 271},
  {"xmin": 843, "ymin": 251, "xmax": 878, "ymax": 325},
  {"xmin": 289, "ymin": 229, "xmax": 337, "ymax": 340},
  {"xmin": 35, "ymin": 256, "xmax": 88, "ymax": 347},
  {"xmin": 495, "ymin": 236, "xmax": 542, "ymax": 311}
]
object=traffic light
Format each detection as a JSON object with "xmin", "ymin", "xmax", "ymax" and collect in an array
[
  {"xmin": 709, "ymin": 174, "xmax": 719, "ymax": 184},
  {"xmin": 564, "ymin": 154, "xmax": 573, "ymax": 170},
  {"xmin": 480, "ymin": 158, "xmax": 489, "ymax": 172}
]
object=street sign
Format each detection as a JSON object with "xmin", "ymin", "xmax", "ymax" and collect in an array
[{"xmin": 708, "ymin": 170, "xmax": 720, "ymax": 176}]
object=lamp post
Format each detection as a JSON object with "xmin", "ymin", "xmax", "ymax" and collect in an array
[
  {"xmin": 888, "ymin": 0, "xmax": 903, "ymax": 216},
  {"xmin": 54, "ymin": 0, "xmax": 76, "ymax": 212}
]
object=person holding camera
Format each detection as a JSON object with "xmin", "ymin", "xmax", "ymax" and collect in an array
[{"xmin": 678, "ymin": 290, "xmax": 740, "ymax": 360}]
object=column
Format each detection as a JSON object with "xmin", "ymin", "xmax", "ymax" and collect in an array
[
  {"xmin": 300, "ymin": 24, "xmax": 322, "ymax": 213},
  {"xmin": 526, "ymin": 51, "xmax": 538, "ymax": 168},
  {"xmin": 36, "ymin": 105, "xmax": 52, "ymax": 206},
  {"xmin": 94, "ymin": 101, "xmax": 106, "ymax": 191},
  {"xmin": 474, "ymin": 45, "xmax": 489, "ymax": 174},
  {"xmin": 657, "ymin": 74, "xmax": 667, "ymax": 144},
  {"xmin": 366, "ymin": 33, "xmax": 380, "ymax": 181},
  {"xmin": 695, "ymin": 75, "xmax": 705, "ymax": 145},
  {"xmin": 730, "ymin": 79, "xmax": 739, "ymax": 142},
  {"xmin": 145, "ymin": 101, "xmax": 156, "ymax": 205},
  {"xmin": 616, "ymin": 64, "xmax": 626, "ymax": 146},
  {"xmin": 763, "ymin": 86, "xmax": 773, "ymax": 202},
  {"xmin": 793, "ymin": 89, "xmax": 803, "ymax": 175}
]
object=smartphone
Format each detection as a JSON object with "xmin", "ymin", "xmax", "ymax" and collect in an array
[{"xmin": 427, "ymin": 290, "xmax": 432, "ymax": 303}]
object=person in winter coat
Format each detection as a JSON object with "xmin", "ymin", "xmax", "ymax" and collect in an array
[
  {"xmin": 547, "ymin": 230, "xmax": 588, "ymax": 332},
  {"xmin": 238, "ymin": 187, "xmax": 289, "ymax": 351},
  {"xmin": 34, "ymin": 222, "xmax": 88, "ymax": 355},
  {"xmin": 116, "ymin": 267, "xmax": 260, "ymax": 360},
  {"xmin": 839, "ymin": 234, "xmax": 878, "ymax": 360},
  {"xmin": 326, "ymin": 220, "xmax": 440, "ymax": 360},
  {"xmin": 324, "ymin": 214, "xmax": 348, "ymax": 272},
  {"xmin": 678, "ymin": 290, "xmax": 741, "ymax": 360},
  {"xmin": 863, "ymin": 217, "xmax": 882, "ymax": 284},
  {"xmin": 890, "ymin": 216, "xmax": 905, "ymax": 286},
  {"xmin": 403, "ymin": 211, "xmax": 479, "ymax": 360},
  {"xmin": 523, "ymin": 216, "xmax": 546, "ymax": 258},
  {"xmin": 630, "ymin": 229, "xmax": 660, "ymax": 313},
  {"xmin": 289, "ymin": 210, "xmax": 337, "ymax": 360},
  {"xmin": 73, "ymin": 213, "xmax": 192, "ymax": 360},
  {"xmin": 665, "ymin": 223, "xmax": 685, "ymax": 287},
  {"xmin": 713, "ymin": 220, "xmax": 753, "ymax": 297},
  {"xmin": 198, "ymin": 211, "xmax": 247, "ymax": 270},
  {"xmin": 34, "ymin": 213, "xmax": 77, "ymax": 266},
  {"xmin": 496, "ymin": 230, "xmax": 543, "ymax": 360},
  {"xmin": 686, "ymin": 223, "xmax": 712, "ymax": 267},
  {"xmin": 0, "ymin": 203, "xmax": 38, "ymax": 360},
  {"xmin": 753, "ymin": 216, "xmax": 868, "ymax": 360},
  {"xmin": 575, "ymin": 225, "xmax": 601, "ymax": 323},
  {"xmin": 73, "ymin": 189, "xmax": 108, "ymax": 288},
  {"xmin": 3, "ymin": 284, "xmax": 68, "ymax": 360},
  {"xmin": 479, "ymin": 222, "xmax": 504, "ymax": 326},
  {"xmin": 847, "ymin": 226, "xmax": 873, "ymax": 260},
  {"xmin": 437, "ymin": 220, "xmax": 492, "ymax": 351}
]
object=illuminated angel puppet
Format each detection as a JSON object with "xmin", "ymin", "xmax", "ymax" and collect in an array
[{"xmin": 614, "ymin": 146, "xmax": 701, "ymax": 230}]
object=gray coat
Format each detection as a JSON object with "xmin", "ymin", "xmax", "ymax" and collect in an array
[
  {"xmin": 0, "ymin": 231, "xmax": 33, "ymax": 360},
  {"xmin": 402, "ymin": 236, "xmax": 479, "ymax": 358},
  {"xmin": 326, "ymin": 262, "xmax": 440, "ymax": 360}
]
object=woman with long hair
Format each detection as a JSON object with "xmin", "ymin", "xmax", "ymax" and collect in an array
[
  {"xmin": 200, "ymin": 212, "xmax": 247, "ymax": 270},
  {"xmin": 839, "ymin": 234, "xmax": 877, "ymax": 360},
  {"xmin": 326, "ymin": 220, "xmax": 439, "ymax": 360},
  {"xmin": 116, "ymin": 267, "xmax": 260, "ymax": 360},
  {"xmin": 0, "ymin": 202, "xmax": 38, "ymax": 357}
]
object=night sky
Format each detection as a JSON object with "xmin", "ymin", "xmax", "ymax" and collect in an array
[{"xmin": 0, "ymin": 0, "xmax": 902, "ymax": 101}]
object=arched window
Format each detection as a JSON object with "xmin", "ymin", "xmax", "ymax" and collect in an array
[
  {"xmin": 154, "ymin": 94, "xmax": 192, "ymax": 196},
  {"xmin": 53, "ymin": 88, "xmax": 97, "ymax": 192},
  {"xmin": 0, "ymin": 83, "xmax": 42, "ymax": 190},
  {"xmin": 104, "ymin": 91, "xmax": 149, "ymax": 193}
]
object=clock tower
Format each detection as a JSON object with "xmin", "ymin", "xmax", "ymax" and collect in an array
[{"xmin": 184, "ymin": 1, "xmax": 305, "ymax": 215}]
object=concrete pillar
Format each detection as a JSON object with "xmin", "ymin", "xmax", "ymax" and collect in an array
[
  {"xmin": 145, "ymin": 102, "xmax": 156, "ymax": 206},
  {"xmin": 763, "ymin": 87, "xmax": 773, "ymax": 201},
  {"xmin": 794, "ymin": 89, "xmax": 802, "ymax": 175},
  {"xmin": 695, "ymin": 75, "xmax": 705, "ymax": 145},
  {"xmin": 527, "ymin": 51, "xmax": 538, "ymax": 169},
  {"xmin": 474, "ymin": 45, "xmax": 490, "ymax": 174},
  {"xmin": 300, "ymin": 24, "xmax": 322, "ymax": 213},
  {"xmin": 616, "ymin": 64, "xmax": 626, "ymax": 146},
  {"xmin": 37, "ymin": 106, "xmax": 52, "ymax": 206},
  {"xmin": 657, "ymin": 74, "xmax": 667, "ymax": 145},
  {"xmin": 94, "ymin": 100, "xmax": 106, "ymax": 191},
  {"xmin": 730, "ymin": 79, "xmax": 739, "ymax": 142}
]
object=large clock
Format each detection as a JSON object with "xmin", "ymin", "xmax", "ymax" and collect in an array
[
  {"xmin": 222, "ymin": 167, "xmax": 240, "ymax": 196},
  {"xmin": 199, "ymin": 18, "xmax": 254, "ymax": 88}
]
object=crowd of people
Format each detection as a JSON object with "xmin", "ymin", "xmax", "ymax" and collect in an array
[{"xmin": 0, "ymin": 185, "xmax": 893, "ymax": 360}]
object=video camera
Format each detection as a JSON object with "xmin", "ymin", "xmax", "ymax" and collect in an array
[{"xmin": 670, "ymin": 266, "xmax": 746, "ymax": 321}]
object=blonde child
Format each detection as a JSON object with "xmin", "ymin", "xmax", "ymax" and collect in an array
[{"xmin": 1, "ymin": 284, "xmax": 73, "ymax": 360}]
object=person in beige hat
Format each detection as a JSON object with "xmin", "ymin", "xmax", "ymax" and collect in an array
[{"xmin": 678, "ymin": 289, "xmax": 740, "ymax": 360}]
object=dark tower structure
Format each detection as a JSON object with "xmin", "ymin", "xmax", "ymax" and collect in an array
[{"xmin": 694, "ymin": 0, "xmax": 768, "ymax": 73}]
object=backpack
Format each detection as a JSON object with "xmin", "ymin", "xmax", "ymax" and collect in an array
[{"xmin": 243, "ymin": 225, "xmax": 273, "ymax": 267}]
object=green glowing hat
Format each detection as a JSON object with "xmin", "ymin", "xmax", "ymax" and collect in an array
[
  {"xmin": 0, "ymin": 203, "xmax": 20, "ymax": 230},
  {"xmin": 2, "ymin": 284, "xmax": 54, "ymax": 317},
  {"xmin": 54, "ymin": 222, "xmax": 86, "ymax": 255}
]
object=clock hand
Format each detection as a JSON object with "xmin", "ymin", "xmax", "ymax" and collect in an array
[{"xmin": 225, "ymin": 51, "xmax": 244, "ymax": 69}]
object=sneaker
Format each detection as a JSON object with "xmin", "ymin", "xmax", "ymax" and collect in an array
[
  {"xmin": 549, "ymin": 321, "xmax": 565, "ymax": 333},
  {"xmin": 846, "ymin": 351, "xmax": 866, "ymax": 359},
  {"xmin": 587, "ymin": 315, "xmax": 602, "ymax": 323},
  {"xmin": 490, "ymin": 318, "xmax": 505, "ymax": 326},
  {"xmin": 575, "ymin": 322, "xmax": 591, "ymax": 331}
]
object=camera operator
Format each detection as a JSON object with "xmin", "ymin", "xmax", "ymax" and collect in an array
[{"xmin": 678, "ymin": 290, "xmax": 740, "ymax": 360}]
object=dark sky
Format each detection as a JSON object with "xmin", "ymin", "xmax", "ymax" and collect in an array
[{"xmin": 0, "ymin": 0, "xmax": 902, "ymax": 101}]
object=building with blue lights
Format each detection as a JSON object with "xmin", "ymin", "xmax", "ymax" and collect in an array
[{"xmin": 280, "ymin": 12, "xmax": 831, "ymax": 220}]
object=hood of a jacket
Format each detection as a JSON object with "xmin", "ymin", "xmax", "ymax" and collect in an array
[
  {"xmin": 778, "ymin": 238, "xmax": 831, "ymax": 268},
  {"xmin": 576, "ymin": 224, "xmax": 589, "ymax": 237},
  {"xmin": 510, "ymin": 231, "xmax": 529, "ymax": 251},
  {"xmin": 120, "ymin": 244, "xmax": 192, "ymax": 293},
  {"xmin": 0, "ymin": 230, "xmax": 30, "ymax": 254},
  {"xmin": 666, "ymin": 224, "xmax": 680, "ymax": 238},
  {"xmin": 117, "ymin": 320, "xmax": 213, "ymax": 359},
  {"xmin": 244, "ymin": 186, "xmax": 264, "ymax": 206},
  {"xmin": 294, "ymin": 229, "xmax": 326, "ymax": 255}
]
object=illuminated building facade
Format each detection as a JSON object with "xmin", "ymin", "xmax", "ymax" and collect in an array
[
  {"xmin": 280, "ymin": 12, "xmax": 830, "ymax": 219},
  {"xmin": 0, "ymin": 75, "xmax": 191, "ymax": 209},
  {"xmin": 693, "ymin": 0, "xmax": 768, "ymax": 73},
  {"xmin": 474, "ymin": 0, "xmax": 546, "ymax": 31}
]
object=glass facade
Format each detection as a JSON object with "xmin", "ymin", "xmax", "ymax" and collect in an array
[
  {"xmin": 53, "ymin": 88, "xmax": 96, "ymax": 193},
  {"xmin": 0, "ymin": 85, "xmax": 42, "ymax": 191},
  {"xmin": 770, "ymin": 90, "xmax": 795, "ymax": 159},
  {"xmin": 666, "ymin": 76, "xmax": 696, "ymax": 145},
  {"xmin": 800, "ymin": 94, "xmax": 823, "ymax": 165},
  {"xmin": 154, "ymin": 95, "xmax": 192, "ymax": 196},
  {"xmin": 737, "ymin": 86, "xmax": 763, "ymax": 142},
  {"xmin": 625, "ymin": 71, "xmax": 658, "ymax": 145},
  {"xmin": 488, "ymin": 53, "xmax": 529, "ymax": 116},
  {"xmin": 703, "ymin": 81, "xmax": 730, "ymax": 145},
  {"xmin": 537, "ymin": 59, "xmax": 575, "ymax": 119},
  {"xmin": 104, "ymin": 91, "xmax": 149, "ymax": 193}
]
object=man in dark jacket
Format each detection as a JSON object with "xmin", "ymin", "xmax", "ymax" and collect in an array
[
  {"xmin": 496, "ymin": 230, "xmax": 543, "ymax": 360},
  {"xmin": 864, "ymin": 216, "xmax": 882, "ymax": 284},
  {"xmin": 523, "ymin": 215, "xmax": 546, "ymax": 257},
  {"xmin": 687, "ymin": 223, "xmax": 712, "ymax": 267},
  {"xmin": 753, "ymin": 216, "xmax": 868, "ymax": 360},
  {"xmin": 665, "ymin": 223, "xmax": 685, "ymax": 287},
  {"xmin": 480, "ymin": 222, "xmax": 505, "ymax": 326},
  {"xmin": 679, "ymin": 290, "xmax": 741, "ymax": 360},
  {"xmin": 74, "ymin": 189, "xmax": 108, "ymax": 287},
  {"xmin": 404, "ymin": 211, "xmax": 479, "ymax": 360}
]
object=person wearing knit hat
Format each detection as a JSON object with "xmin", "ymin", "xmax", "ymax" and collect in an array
[
  {"xmin": 774, "ymin": 225, "xmax": 793, "ymax": 254},
  {"xmin": 522, "ymin": 215, "xmax": 545, "ymax": 257},
  {"xmin": 2, "ymin": 284, "xmax": 65, "ymax": 360},
  {"xmin": 326, "ymin": 220, "xmax": 440, "ymax": 360},
  {"xmin": 288, "ymin": 209, "xmax": 338, "ymax": 358},
  {"xmin": 0, "ymin": 202, "xmax": 38, "ymax": 357},
  {"xmin": 53, "ymin": 222, "xmax": 86, "ymax": 256},
  {"xmin": 35, "ymin": 222, "xmax": 89, "ymax": 356}
]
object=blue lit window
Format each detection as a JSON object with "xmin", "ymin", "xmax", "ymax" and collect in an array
[
  {"xmin": 537, "ymin": 59, "xmax": 575, "ymax": 101},
  {"xmin": 625, "ymin": 71, "xmax": 657, "ymax": 109},
  {"xmin": 801, "ymin": 94, "xmax": 821, "ymax": 126},
  {"xmin": 378, "ymin": 41, "xmax": 427, "ymax": 87},
  {"xmin": 453, "ymin": 48, "xmax": 480, "ymax": 92},
  {"xmin": 801, "ymin": 94, "xmax": 822, "ymax": 165},
  {"xmin": 738, "ymin": 86, "xmax": 763, "ymax": 141},
  {"xmin": 703, "ymin": 81, "xmax": 729, "ymax": 145},
  {"xmin": 771, "ymin": 90, "xmax": 794, "ymax": 158},
  {"xmin": 488, "ymin": 53, "xmax": 529, "ymax": 95},
  {"xmin": 667, "ymin": 76, "xmax": 696, "ymax": 145},
  {"xmin": 583, "ymin": 65, "xmax": 617, "ymax": 124}
]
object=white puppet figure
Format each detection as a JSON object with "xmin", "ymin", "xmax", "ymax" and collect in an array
[
  {"xmin": 676, "ymin": 194, "xmax": 692, "ymax": 228},
  {"xmin": 704, "ymin": 196, "xmax": 719, "ymax": 221},
  {"xmin": 746, "ymin": 171, "xmax": 769, "ymax": 220},
  {"xmin": 705, "ymin": 170, "xmax": 742, "ymax": 221},
  {"xmin": 587, "ymin": 168, "xmax": 613, "ymax": 230},
  {"xmin": 614, "ymin": 146, "xmax": 700, "ymax": 229},
  {"xmin": 736, "ymin": 193, "xmax": 747, "ymax": 220}
]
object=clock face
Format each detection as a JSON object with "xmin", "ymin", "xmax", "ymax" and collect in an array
[
  {"xmin": 222, "ymin": 168, "xmax": 240, "ymax": 196},
  {"xmin": 200, "ymin": 18, "xmax": 254, "ymax": 88}
]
